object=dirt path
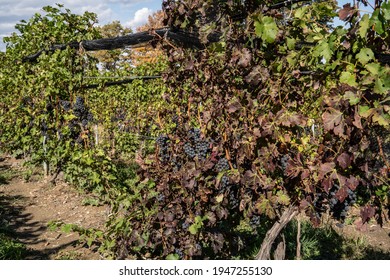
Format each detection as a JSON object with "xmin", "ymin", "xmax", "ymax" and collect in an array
[{"xmin": 0, "ymin": 157, "xmax": 108, "ymax": 259}]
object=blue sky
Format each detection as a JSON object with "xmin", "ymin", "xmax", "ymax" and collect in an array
[{"xmin": 0, "ymin": 0, "xmax": 375, "ymax": 51}]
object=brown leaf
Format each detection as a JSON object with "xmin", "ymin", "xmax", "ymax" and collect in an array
[
  {"xmin": 337, "ymin": 152, "xmax": 351, "ymax": 169},
  {"xmin": 322, "ymin": 108, "xmax": 343, "ymax": 132},
  {"xmin": 237, "ymin": 48, "xmax": 252, "ymax": 68},
  {"xmin": 227, "ymin": 98, "xmax": 242, "ymax": 113},
  {"xmin": 202, "ymin": 110, "xmax": 211, "ymax": 125},
  {"xmin": 360, "ymin": 205, "xmax": 375, "ymax": 223},
  {"xmin": 245, "ymin": 65, "xmax": 269, "ymax": 86},
  {"xmin": 346, "ymin": 176, "xmax": 359, "ymax": 191},
  {"xmin": 338, "ymin": 4, "xmax": 355, "ymax": 21},
  {"xmin": 318, "ymin": 162, "xmax": 335, "ymax": 180},
  {"xmin": 353, "ymin": 109, "xmax": 363, "ymax": 129},
  {"xmin": 336, "ymin": 187, "xmax": 348, "ymax": 202},
  {"xmin": 321, "ymin": 177, "xmax": 332, "ymax": 193},
  {"xmin": 253, "ymin": 127, "xmax": 261, "ymax": 137}
]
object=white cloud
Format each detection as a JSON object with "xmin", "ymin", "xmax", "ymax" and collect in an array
[{"xmin": 125, "ymin": 7, "xmax": 153, "ymax": 30}]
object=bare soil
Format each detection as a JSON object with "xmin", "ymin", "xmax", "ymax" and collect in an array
[{"xmin": 0, "ymin": 156, "xmax": 109, "ymax": 259}]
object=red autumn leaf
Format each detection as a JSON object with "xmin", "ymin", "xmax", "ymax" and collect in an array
[
  {"xmin": 336, "ymin": 187, "xmax": 348, "ymax": 202},
  {"xmin": 337, "ymin": 152, "xmax": 351, "ymax": 169},
  {"xmin": 346, "ymin": 176, "xmax": 359, "ymax": 191},
  {"xmin": 318, "ymin": 162, "xmax": 335, "ymax": 180},
  {"xmin": 321, "ymin": 177, "xmax": 333, "ymax": 193}
]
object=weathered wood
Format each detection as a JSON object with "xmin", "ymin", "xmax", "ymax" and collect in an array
[{"xmin": 255, "ymin": 205, "xmax": 299, "ymax": 260}]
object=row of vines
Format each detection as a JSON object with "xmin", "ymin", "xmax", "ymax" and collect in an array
[{"xmin": 0, "ymin": 0, "xmax": 389, "ymax": 260}]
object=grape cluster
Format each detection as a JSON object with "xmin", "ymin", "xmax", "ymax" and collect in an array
[
  {"xmin": 181, "ymin": 221, "xmax": 189, "ymax": 230},
  {"xmin": 60, "ymin": 100, "xmax": 71, "ymax": 112},
  {"xmin": 174, "ymin": 248, "xmax": 184, "ymax": 259},
  {"xmin": 183, "ymin": 128, "xmax": 210, "ymax": 160},
  {"xmin": 184, "ymin": 142, "xmax": 196, "ymax": 158},
  {"xmin": 73, "ymin": 97, "xmax": 94, "ymax": 128},
  {"xmin": 228, "ymin": 190, "xmax": 239, "ymax": 209},
  {"xmin": 41, "ymin": 120, "xmax": 48, "ymax": 137},
  {"xmin": 250, "ymin": 215, "xmax": 261, "ymax": 228},
  {"xmin": 215, "ymin": 158, "xmax": 230, "ymax": 172},
  {"xmin": 157, "ymin": 193, "xmax": 165, "ymax": 202},
  {"xmin": 63, "ymin": 97, "xmax": 94, "ymax": 145},
  {"xmin": 280, "ymin": 154, "xmax": 289, "ymax": 175},
  {"xmin": 220, "ymin": 175, "xmax": 229, "ymax": 189},
  {"xmin": 156, "ymin": 135, "xmax": 170, "ymax": 162},
  {"xmin": 328, "ymin": 184, "xmax": 357, "ymax": 220},
  {"xmin": 195, "ymin": 141, "xmax": 209, "ymax": 159}
]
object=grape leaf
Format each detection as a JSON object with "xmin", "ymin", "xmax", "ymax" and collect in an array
[
  {"xmin": 255, "ymin": 16, "xmax": 278, "ymax": 43},
  {"xmin": 365, "ymin": 63, "xmax": 380, "ymax": 75},
  {"xmin": 358, "ymin": 14, "xmax": 370, "ymax": 38},
  {"xmin": 346, "ymin": 176, "xmax": 359, "ymax": 191},
  {"xmin": 356, "ymin": 48, "xmax": 374, "ymax": 65},
  {"xmin": 318, "ymin": 162, "xmax": 335, "ymax": 180},
  {"xmin": 361, "ymin": 205, "xmax": 375, "ymax": 223},
  {"xmin": 340, "ymin": 71, "xmax": 357, "ymax": 87},
  {"xmin": 382, "ymin": 2, "xmax": 390, "ymax": 20},
  {"xmin": 337, "ymin": 152, "xmax": 351, "ymax": 169},
  {"xmin": 322, "ymin": 108, "xmax": 343, "ymax": 131},
  {"xmin": 338, "ymin": 4, "xmax": 355, "ymax": 21}
]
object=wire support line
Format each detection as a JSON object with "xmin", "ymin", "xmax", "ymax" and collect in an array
[
  {"xmin": 83, "ymin": 75, "xmax": 162, "ymax": 79},
  {"xmin": 80, "ymin": 75, "xmax": 162, "ymax": 89}
]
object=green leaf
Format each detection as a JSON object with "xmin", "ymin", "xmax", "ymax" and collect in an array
[
  {"xmin": 61, "ymin": 224, "xmax": 73, "ymax": 234},
  {"xmin": 370, "ymin": 9, "xmax": 385, "ymax": 34},
  {"xmin": 215, "ymin": 193, "xmax": 224, "ymax": 203},
  {"xmin": 381, "ymin": 2, "xmax": 390, "ymax": 20},
  {"xmin": 295, "ymin": 6, "xmax": 309, "ymax": 19},
  {"xmin": 340, "ymin": 71, "xmax": 357, "ymax": 87},
  {"xmin": 358, "ymin": 14, "xmax": 370, "ymax": 38},
  {"xmin": 344, "ymin": 91, "xmax": 360, "ymax": 105},
  {"xmin": 255, "ymin": 16, "xmax": 278, "ymax": 43},
  {"xmin": 188, "ymin": 224, "xmax": 198, "ymax": 235},
  {"xmin": 372, "ymin": 113, "xmax": 389, "ymax": 127},
  {"xmin": 358, "ymin": 105, "xmax": 373, "ymax": 118},
  {"xmin": 166, "ymin": 254, "xmax": 179, "ymax": 260},
  {"xmin": 356, "ymin": 48, "xmax": 374, "ymax": 65},
  {"xmin": 286, "ymin": 37, "xmax": 296, "ymax": 50},
  {"xmin": 374, "ymin": 77, "xmax": 390, "ymax": 94},
  {"xmin": 365, "ymin": 63, "xmax": 380, "ymax": 75},
  {"xmin": 313, "ymin": 41, "xmax": 332, "ymax": 61}
]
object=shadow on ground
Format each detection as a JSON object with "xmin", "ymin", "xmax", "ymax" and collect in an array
[{"xmin": 0, "ymin": 163, "xmax": 80, "ymax": 259}]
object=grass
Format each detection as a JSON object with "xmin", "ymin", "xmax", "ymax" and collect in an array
[
  {"xmin": 283, "ymin": 219, "xmax": 390, "ymax": 260},
  {"xmin": 234, "ymin": 216, "xmax": 390, "ymax": 260},
  {"xmin": 0, "ymin": 234, "xmax": 27, "ymax": 260}
]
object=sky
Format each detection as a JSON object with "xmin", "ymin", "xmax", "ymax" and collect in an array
[
  {"xmin": 0, "ymin": 0, "xmax": 162, "ymax": 51},
  {"xmin": 0, "ymin": 0, "xmax": 375, "ymax": 51}
]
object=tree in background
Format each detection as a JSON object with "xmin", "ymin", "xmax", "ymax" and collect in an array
[
  {"xmin": 93, "ymin": 21, "xmax": 132, "ymax": 70},
  {"xmin": 129, "ymin": 10, "xmax": 165, "ymax": 66}
]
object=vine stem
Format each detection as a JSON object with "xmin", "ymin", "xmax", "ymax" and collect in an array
[
  {"xmin": 43, "ymin": 135, "xmax": 48, "ymax": 177},
  {"xmin": 296, "ymin": 216, "xmax": 301, "ymax": 260},
  {"xmin": 255, "ymin": 205, "xmax": 299, "ymax": 260}
]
